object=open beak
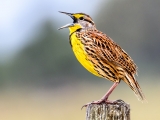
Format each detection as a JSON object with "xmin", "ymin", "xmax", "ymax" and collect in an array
[
  {"xmin": 59, "ymin": 11, "xmax": 75, "ymax": 20},
  {"xmin": 58, "ymin": 23, "xmax": 74, "ymax": 30},
  {"xmin": 58, "ymin": 11, "xmax": 75, "ymax": 30}
]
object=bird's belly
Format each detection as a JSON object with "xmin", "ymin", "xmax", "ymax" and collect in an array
[{"xmin": 71, "ymin": 37, "xmax": 101, "ymax": 77}]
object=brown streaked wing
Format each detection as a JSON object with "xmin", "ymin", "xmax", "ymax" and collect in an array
[{"xmin": 80, "ymin": 29, "xmax": 137, "ymax": 74}]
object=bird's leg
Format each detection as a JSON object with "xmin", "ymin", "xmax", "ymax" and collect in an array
[
  {"xmin": 82, "ymin": 82, "xmax": 119, "ymax": 109},
  {"xmin": 96, "ymin": 82, "xmax": 119, "ymax": 103}
]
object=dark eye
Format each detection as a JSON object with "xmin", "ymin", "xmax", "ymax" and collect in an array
[{"xmin": 79, "ymin": 17, "xmax": 84, "ymax": 20}]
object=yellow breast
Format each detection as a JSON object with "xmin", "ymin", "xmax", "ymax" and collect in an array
[{"xmin": 70, "ymin": 33, "xmax": 101, "ymax": 77}]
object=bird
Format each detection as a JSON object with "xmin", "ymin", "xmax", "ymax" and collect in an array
[{"xmin": 58, "ymin": 11, "xmax": 146, "ymax": 104}]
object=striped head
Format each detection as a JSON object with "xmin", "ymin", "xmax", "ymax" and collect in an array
[{"xmin": 59, "ymin": 11, "xmax": 95, "ymax": 28}]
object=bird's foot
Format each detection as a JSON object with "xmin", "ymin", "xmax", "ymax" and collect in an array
[
  {"xmin": 81, "ymin": 98, "xmax": 116, "ymax": 110},
  {"xmin": 81, "ymin": 99, "xmax": 124, "ymax": 110}
]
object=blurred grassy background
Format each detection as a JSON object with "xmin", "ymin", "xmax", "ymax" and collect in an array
[{"xmin": 0, "ymin": 0, "xmax": 160, "ymax": 119}]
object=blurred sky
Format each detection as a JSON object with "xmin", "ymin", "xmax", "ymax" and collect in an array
[{"xmin": 0, "ymin": 0, "xmax": 107, "ymax": 63}]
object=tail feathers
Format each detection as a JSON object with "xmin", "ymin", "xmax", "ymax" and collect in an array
[{"xmin": 124, "ymin": 72, "xmax": 147, "ymax": 102}]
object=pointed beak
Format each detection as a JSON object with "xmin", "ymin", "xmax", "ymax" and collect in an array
[
  {"xmin": 58, "ymin": 23, "xmax": 74, "ymax": 30},
  {"xmin": 59, "ymin": 11, "xmax": 75, "ymax": 20}
]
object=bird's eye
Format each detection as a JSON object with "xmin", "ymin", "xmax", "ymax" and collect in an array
[{"xmin": 79, "ymin": 17, "xmax": 84, "ymax": 20}]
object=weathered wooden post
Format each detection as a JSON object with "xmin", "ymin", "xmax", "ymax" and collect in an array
[{"xmin": 85, "ymin": 99, "xmax": 130, "ymax": 120}]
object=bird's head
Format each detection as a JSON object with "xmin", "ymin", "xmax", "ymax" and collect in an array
[
  {"xmin": 59, "ymin": 11, "xmax": 95, "ymax": 28},
  {"xmin": 58, "ymin": 23, "xmax": 83, "ymax": 34}
]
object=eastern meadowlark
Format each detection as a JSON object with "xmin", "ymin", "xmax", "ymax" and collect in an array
[{"xmin": 58, "ymin": 11, "xmax": 146, "ymax": 104}]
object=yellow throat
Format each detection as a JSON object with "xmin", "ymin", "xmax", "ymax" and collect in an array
[{"xmin": 68, "ymin": 24, "xmax": 101, "ymax": 77}]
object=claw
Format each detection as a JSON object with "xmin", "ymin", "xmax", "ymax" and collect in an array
[
  {"xmin": 81, "ymin": 104, "xmax": 88, "ymax": 110},
  {"xmin": 81, "ymin": 99, "xmax": 119, "ymax": 110},
  {"xmin": 81, "ymin": 100, "xmax": 105, "ymax": 110}
]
